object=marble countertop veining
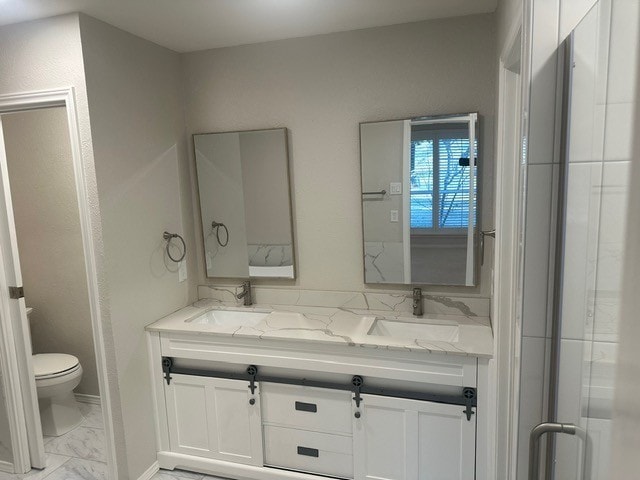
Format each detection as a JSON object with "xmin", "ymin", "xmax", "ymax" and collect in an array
[{"xmin": 146, "ymin": 299, "xmax": 494, "ymax": 358}]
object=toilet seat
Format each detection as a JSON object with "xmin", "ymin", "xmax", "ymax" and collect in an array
[{"xmin": 33, "ymin": 353, "xmax": 80, "ymax": 380}]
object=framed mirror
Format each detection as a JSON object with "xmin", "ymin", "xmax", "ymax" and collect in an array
[
  {"xmin": 194, "ymin": 128, "xmax": 295, "ymax": 279},
  {"xmin": 360, "ymin": 113, "xmax": 478, "ymax": 286}
]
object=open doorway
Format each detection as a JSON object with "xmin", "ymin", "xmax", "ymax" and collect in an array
[
  {"xmin": 0, "ymin": 105, "xmax": 106, "ymax": 478},
  {"xmin": 0, "ymin": 89, "xmax": 115, "ymax": 480}
]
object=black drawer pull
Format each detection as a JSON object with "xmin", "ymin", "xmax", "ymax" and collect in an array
[
  {"xmin": 295, "ymin": 401, "xmax": 317, "ymax": 413},
  {"xmin": 297, "ymin": 446, "xmax": 319, "ymax": 457}
]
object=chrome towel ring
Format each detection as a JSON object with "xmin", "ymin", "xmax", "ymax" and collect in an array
[
  {"xmin": 163, "ymin": 231, "xmax": 186, "ymax": 263},
  {"xmin": 211, "ymin": 221, "xmax": 229, "ymax": 247}
]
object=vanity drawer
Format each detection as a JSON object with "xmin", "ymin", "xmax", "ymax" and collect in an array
[
  {"xmin": 264, "ymin": 425, "xmax": 353, "ymax": 479},
  {"xmin": 261, "ymin": 383, "xmax": 352, "ymax": 435}
]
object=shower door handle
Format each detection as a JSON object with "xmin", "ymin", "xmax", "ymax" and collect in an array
[{"xmin": 528, "ymin": 422, "xmax": 586, "ymax": 480}]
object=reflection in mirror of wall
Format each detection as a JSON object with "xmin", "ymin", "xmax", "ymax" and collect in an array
[
  {"xmin": 194, "ymin": 128, "xmax": 295, "ymax": 279},
  {"xmin": 360, "ymin": 113, "xmax": 478, "ymax": 286}
]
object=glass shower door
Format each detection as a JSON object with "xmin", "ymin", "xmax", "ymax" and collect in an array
[{"xmin": 528, "ymin": 0, "xmax": 638, "ymax": 477}]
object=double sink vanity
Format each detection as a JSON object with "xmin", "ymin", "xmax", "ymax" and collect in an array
[
  {"xmin": 148, "ymin": 110, "xmax": 492, "ymax": 479},
  {"xmin": 146, "ymin": 298, "xmax": 492, "ymax": 480}
]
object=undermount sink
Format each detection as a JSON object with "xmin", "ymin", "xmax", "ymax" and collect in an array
[
  {"xmin": 188, "ymin": 309, "xmax": 270, "ymax": 327},
  {"xmin": 367, "ymin": 319, "xmax": 460, "ymax": 343}
]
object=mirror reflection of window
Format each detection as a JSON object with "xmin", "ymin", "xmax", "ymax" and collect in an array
[
  {"xmin": 410, "ymin": 125, "xmax": 477, "ymax": 233},
  {"xmin": 359, "ymin": 113, "xmax": 478, "ymax": 286}
]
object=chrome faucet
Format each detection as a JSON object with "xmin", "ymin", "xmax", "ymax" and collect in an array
[
  {"xmin": 236, "ymin": 280, "xmax": 252, "ymax": 306},
  {"xmin": 412, "ymin": 287, "xmax": 423, "ymax": 316}
]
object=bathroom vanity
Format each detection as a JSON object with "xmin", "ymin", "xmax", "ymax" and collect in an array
[{"xmin": 146, "ymin": 302, "xmax": 492, "ymax": 480}]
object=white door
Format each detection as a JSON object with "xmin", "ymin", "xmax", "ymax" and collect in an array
[
  {"xmin": 165, "ymin": 374, "xmax": 263, "ymax": 466},
  {"xmin": 353, "ymin": 394, "xmax": 475, "ymax": 480},
  {"xmin": 0, "ymin": 116, "xmax": 46, "ymax": 471}
]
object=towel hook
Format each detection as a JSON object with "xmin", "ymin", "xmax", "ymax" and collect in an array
[{"xmin": 163, "ymin": 231, "xmax": 186, "ymax": 263}]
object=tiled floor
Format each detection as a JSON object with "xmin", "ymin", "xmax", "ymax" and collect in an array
[
  {"xmin": 0, "ymin": 403, "xmax": 227, "ymax": 480},
  {"xmin": 0, "ymin": 402, "xmax": 107, "ymax": 480},
  {"xmin": 151, "ymin": 469, "xmax": 227, "ymax": 480}
]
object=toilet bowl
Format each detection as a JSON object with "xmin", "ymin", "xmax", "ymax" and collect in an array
[{"xmin": 33, "ymin": 353, "xmax": 83, "ymax": 436}]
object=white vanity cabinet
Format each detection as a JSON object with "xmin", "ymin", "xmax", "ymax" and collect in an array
[
  {"xmin": 164, "ymin": 374, "xmax": 263, "ymax": 466},
  {"xmin": 353, "ymin": 394, "xmax": 475, "ymax": 480},
  {"xmin": 148, "ymin": 332, "xmax": 488, "ymax": 480}
]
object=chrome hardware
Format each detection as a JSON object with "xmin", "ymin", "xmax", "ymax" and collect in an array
[
  {"xmin": 236, "ymin": 280, "xmax": 252, "ymax": 306},
  {"xmin": 211, "ymin": 220, "xmax": 229, "ymax": 247},
  {"xmin": 362, "ymin": 190, "xmax": 387, "ymax": 196},
  {"xmin": 528, "ymin": 422, "xmax": 585, "ymax": 480},
  {"xmin": 163, "ymin": 231, "xmax": 186, "ymax": 263},
  {"xmin": 412, "ymin": 287, "xmax": 423, "ymax": 316}
]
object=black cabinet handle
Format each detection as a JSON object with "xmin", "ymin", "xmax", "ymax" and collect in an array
[
  {"xmin": 297, "ymin": 446, "xmax": 319, "ymax": 457},
  {"xmin": 295, "ymin": 401, "xmax": 317, "ymax": 413}
]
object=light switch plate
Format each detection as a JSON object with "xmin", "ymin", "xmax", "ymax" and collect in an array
[
  {"xmin": 178, "ymin": 260, "xmax": 188, "ymax": 282},
  {"xmin": 390, "ymin": 210, "xmax": 399, "ymax": 222},
  {"xmin": 390, "ymin": 182, "xmax": 402, "ymax": 195}
]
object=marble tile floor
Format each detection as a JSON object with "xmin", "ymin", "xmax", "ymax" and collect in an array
[
  {"xmin": 151, "ymin": 469, "xmax": 228, "ymax": 480},
  {"xmin": 0, "ymin": 402, "xmax": 107, "ymax": 480},
  {"xmin": 0, "ymin": 401, "xmax": 229, "ymax": 480}
]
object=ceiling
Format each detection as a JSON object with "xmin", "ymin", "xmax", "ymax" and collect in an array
[{"xmin": 0, "ymin": 0, "xmax": 497, "ymax": 53}]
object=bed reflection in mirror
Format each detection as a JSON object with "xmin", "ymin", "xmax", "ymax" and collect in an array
[
  {"xmin": 194, "ymin": 128, "xmax": 295, "ymax": 279},
  {"xmin": 360, "ymin": 113, "xmax": 478, "ymax": 286}
]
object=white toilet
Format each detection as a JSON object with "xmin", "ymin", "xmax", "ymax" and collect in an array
[{"xmin": 27, "ymin": 308, "xmax": 84, "ymax": 436}]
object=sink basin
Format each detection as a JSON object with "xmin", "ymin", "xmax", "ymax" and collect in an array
[
  {"xmin": 188, "ymin": 309, "xmax": 269, "ymax": 327},
  {"xmin": 368, "ymin": 319, "xmax": 460, "ymax": 342}
]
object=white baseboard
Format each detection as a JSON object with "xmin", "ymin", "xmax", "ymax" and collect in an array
[
  {"xmin": 0, "ymin": 460, "xmax": 14, "ymax": 474},
  {"xmin": 75, "ymin": 393, "xmax": 101, "ymax": 405},
  {"xmin": 137, "ymin": 461, "xmax": 159, "ymax": 480}
]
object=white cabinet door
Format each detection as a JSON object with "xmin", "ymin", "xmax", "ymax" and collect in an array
[
  {"xmin": 164, "ymin": 374, "xmax": 263, "ymax": 466},
  {"xmin": 353, "ymin": 394, "xmax": 475, "ymax": 480}
]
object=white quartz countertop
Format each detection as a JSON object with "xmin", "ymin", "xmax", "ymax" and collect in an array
[{"xmin": 146, "ymin": 299, "xmax": 494, "ymax": 358}]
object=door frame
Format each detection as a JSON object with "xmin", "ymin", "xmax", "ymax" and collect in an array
[
  {"xmin": 0, "ymin": 87, "xmax": 117, "ymax": 478},
  {"xmin": 491, "ymin": 9, "xmax": 527, "ymax": 479}
]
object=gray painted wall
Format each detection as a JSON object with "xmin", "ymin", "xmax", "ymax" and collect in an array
[
  {"xmin": 183, "ymin": 14, "xmax": 497, "ymax": 296},
  {"xmin": 0, "ymin": 14, "xmax": 130, "ymax": 478},
  {"xmin": 79, "ymin": 14, "xmax": 193, "ymax": 480}
]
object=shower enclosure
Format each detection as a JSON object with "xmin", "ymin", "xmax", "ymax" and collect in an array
[{"xmin": 518, "ymin": 0, "xmax": 638, "ymax": 478}]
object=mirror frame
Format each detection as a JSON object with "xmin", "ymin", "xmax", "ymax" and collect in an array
[
  {"xmin": 358, "ymin": 113, "xmax": 481, "ymax": 287},
  {"xmin": 192, "ymin": 127, "xmax": 296, "ymax": 280}
]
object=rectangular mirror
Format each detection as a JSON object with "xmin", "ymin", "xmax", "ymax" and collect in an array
[
  {"xmin": 194, "ymin": 128, "xmax": 295, "ymax": 279},
  {"xmin": 360, "ymin": 113, "xmax": 478, "ymax": 286}
]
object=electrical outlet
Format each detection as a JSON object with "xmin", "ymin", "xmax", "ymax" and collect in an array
[
  {"xmin": 178, "ymin": 260, "xmax": 188, "ymax": 282},
  {"xmin": 390, "ymin": 210, "xmax": 399, "ymax": 222},
  {"xmin": 390, "ymin": 182, "xmax": 402, "ymax": 195}
]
